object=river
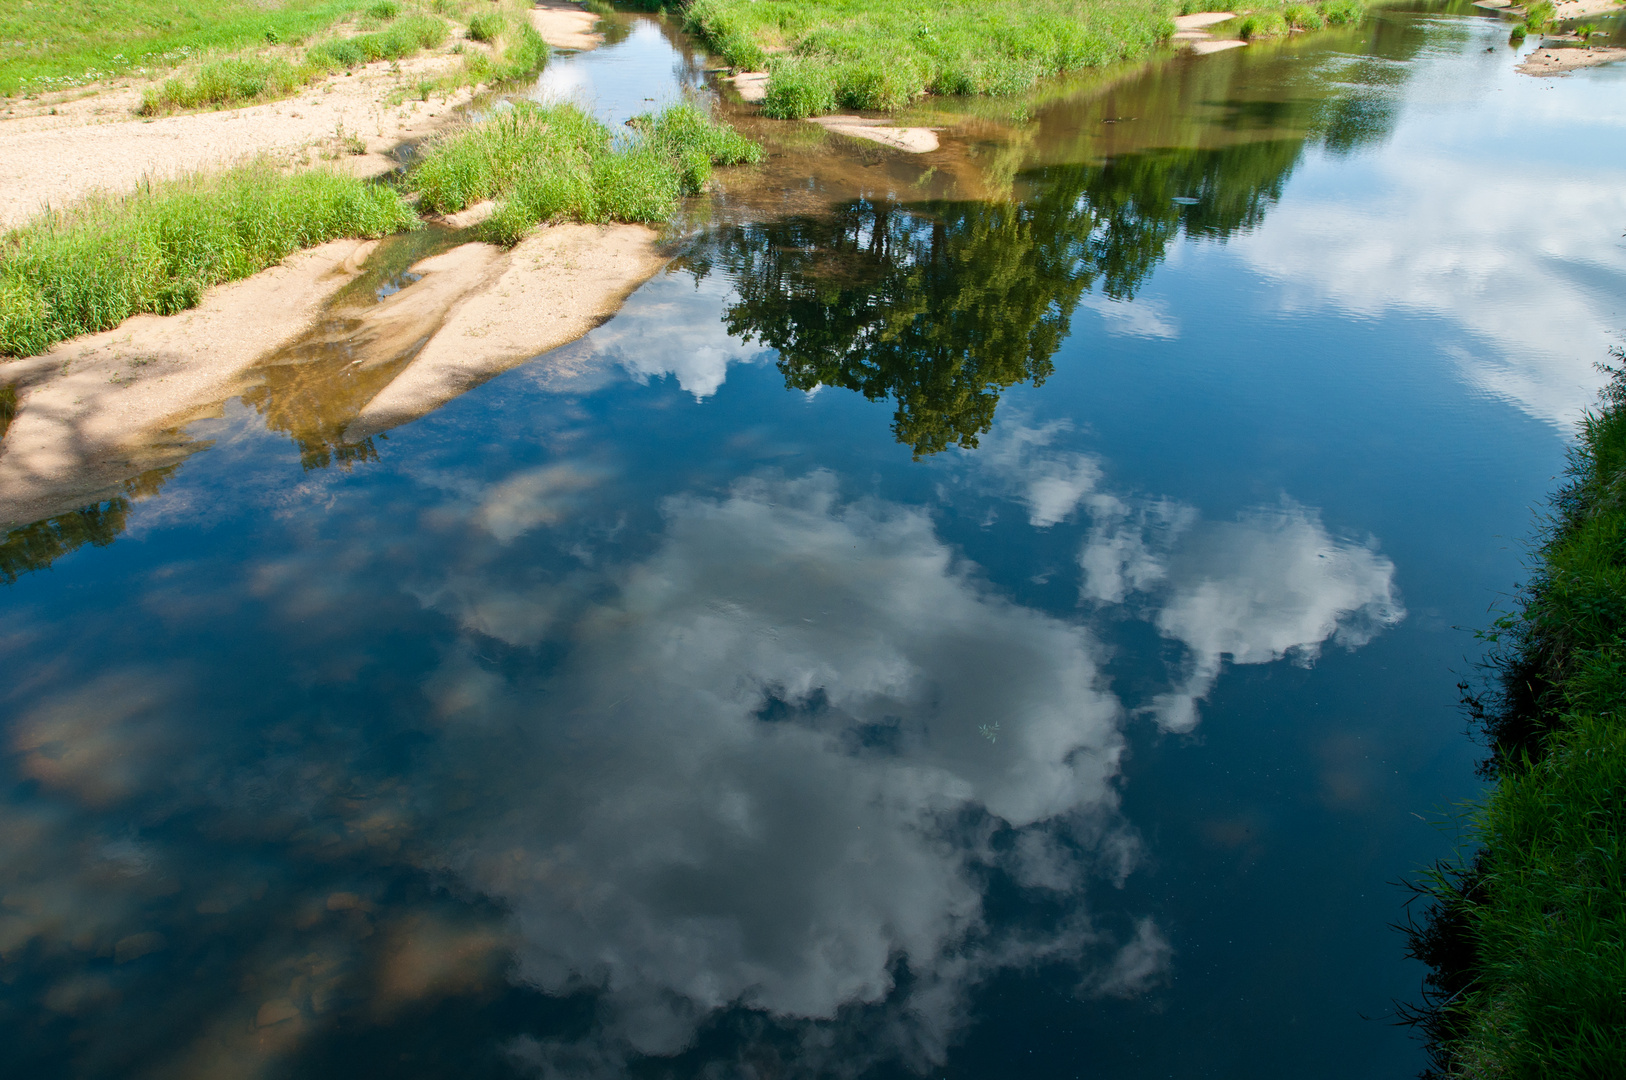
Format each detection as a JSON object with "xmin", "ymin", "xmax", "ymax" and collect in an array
[{"xmin": 3, "ymin": 3, "xmax": 1624, "ymax": 1077}]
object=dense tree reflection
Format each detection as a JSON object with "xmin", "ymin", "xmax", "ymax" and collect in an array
[{"xmin": 686, "ymin": 139, "xmax": 1314, "ymax": 455}]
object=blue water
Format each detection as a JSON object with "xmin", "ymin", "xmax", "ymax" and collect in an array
[{"xmin": 3, "ymin": 4, "xmax": 1624, "ymax": 1078}]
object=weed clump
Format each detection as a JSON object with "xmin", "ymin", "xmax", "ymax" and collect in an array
[
  {"xmin": 408, "ymin": 101, "xmax": 761, "ymax": 245},
  {"xmin": 0, "ymin": 165, "xmax": 416, "ymax": 358},
  {"xmin": 139, "ymin": 56, "xmax": 305, "ymax": 113},
  {"xmin": 466, "ymin": 11, "xmax": 503, "ymax": 43},
  {"xmin": 305, "ymin": 12, "xmax": 448, "ymax": 71},
  {"xmin": 139, "ymin": 11, "xmax": 450, "ymax": 114}
]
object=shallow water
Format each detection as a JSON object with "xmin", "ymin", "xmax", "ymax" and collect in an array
[{"xmin": 3, "ymin": 4, "xmax": 1626, "ymax": 1078}]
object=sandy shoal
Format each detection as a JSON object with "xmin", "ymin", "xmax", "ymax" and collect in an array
[
  {"xmin": 530, "ymin": 1, "xmax": 604, "ymax": 51},
  {"xmin": 806, "ymin": 116, "xmax": 939, "ymax": 153},
  {"xmin": 0, "ymin": 224, "xmax": 666, "ymax": 528},
  {"xmin": 0, "ymin": 240, "xmax": 378, "ymax": 527},
  {"xmin": 1517, "ymin": 45, "xmax": 1626, "ymax": 73}
]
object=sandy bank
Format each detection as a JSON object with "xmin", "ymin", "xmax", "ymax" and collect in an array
[
  {"xmin": 0, "ymin": 52, "xmax": 477, "ymax": 230},
  {"xmin": 1517, "ymin": 44, "xmax": 1626, "ymax": 73},
  {"xmin": 530, "ymin": 1, "xmax": 604, "ymax": 51},
  {"xmin": 1553, "ymin": 0, "xmax": 1626, "ymax": 18},
  {"xmin": 347, "ymin": 224, "xmax": 664, "ymax": 439},
  {"xmin": 807, "ymin": 115, "xmax": 939, "ymax": 153},
  {"xmin": 0, "ymin": 240, "xmax": 377, "ymax": 527},
  {"xmin": 0, "ymin": 224, "xmax": 666, "ymax": 528},
  {"xmin": 729, "ymin": 72, "xmax": 770, "ymax": 103}
]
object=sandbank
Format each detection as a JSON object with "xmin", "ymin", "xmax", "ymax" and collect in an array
[
  {"xmin": 0, "ymin": 224, "xmax": 667, "ymax": 527},
  {"xmin": 0, "ymin": 52, "xmax": 478, "ymax": 230},
  {"xmin": 806, "ymin": 115, "xmax": 939, "ymax": 153},
  {"xmin": 529, "ymin": 1, "xmax": 604, "ymax": 51},
  {"xmin": 1170, "ymin": 13, "xmax": 1245, "ymax": 54},
  {"xmin": 0, "ymin": 240, "xmax": 378, "ymax": 527},
  {"xmin": 1517, "ymin": 44, "xmax": 1626, "ymax": 73},
  {"xmin": 729, "ymin": 72, "xmax": 770, "ymax": 103},
  {"xmin": 347, "ymin": 224, "xmax": 665, "ymax": 439}
]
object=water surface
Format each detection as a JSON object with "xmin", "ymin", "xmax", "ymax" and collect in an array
[{"xmin": 3, "ymin": 5, "xmax": 1625, "ymax": 1078}]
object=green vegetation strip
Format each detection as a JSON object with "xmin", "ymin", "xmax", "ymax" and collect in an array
[
  {"xmin": 0, "ymin": 0, "xmax": 379, "ymax": 97},
  {"xmin": 685, "ymin": 0, "xmax": 1365, "ymax": 118},
  {"xmin": 136, "ymin": 1, "xmax": 550, "ymax": 116},
  {"xmin": 409, "ymin": 101, "xmax": 762, "ymax": 244},
  {"xmin": 0, "ymin": 103, "xmax": 761, "ymax": 358},
  {"xmin": 1414, "ymin": 364, "xmax": 1626, "ymax": 1078},
  {"xmin": 0, "ymin": 166, "xmax": 417, "ymax": 358}
]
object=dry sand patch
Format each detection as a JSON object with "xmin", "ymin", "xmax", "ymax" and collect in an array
[
  {"xmin": 0, "ymin": 52, "xmax": 478, "ymax": 229},
  {"xmin": 530, "ymin": 1, "xmax": 605, "ymax": 51}
]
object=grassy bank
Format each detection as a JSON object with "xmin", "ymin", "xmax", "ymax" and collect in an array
[
  {"xmin": 0, "ymin": 0, "xmax": 380, "ymax": 97},
  {"xmin": 409, "ymin": 100, "xmax": 761, "ymax": 243},
  {"xmin": 1409, "ymin": 361, "xmax": 1626, "ymax": 1078},
  {"xmin": 137, "ymin": 1, "xmax": 548, "ymax": 115},
  {"xmin": 685, "ymin": 0, "xmax": 1366, "ymax": 117},
  {"xmin": 0, "ymin": 165, "xmax": 416, "ymax": 358},
  {"xmin": 0, "ymin": 101, "xmax": 760, "ymax": 358}
]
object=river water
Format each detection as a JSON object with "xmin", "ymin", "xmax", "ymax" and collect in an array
[{"xmin": 4, "ymin": 4, "xmax": 1625, "ymax": 1078}]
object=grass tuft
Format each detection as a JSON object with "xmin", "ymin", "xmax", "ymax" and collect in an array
[
  {"xmin": 0, "ymin": 166, "xmax": 417, "ymax": 358},
  {"xmin": 139, "ymin": 11, "xmax": 452, "ymax": 114},
  {"xmin": 408, "ymin": 100, "xmax": 761, "ymax": 244}
]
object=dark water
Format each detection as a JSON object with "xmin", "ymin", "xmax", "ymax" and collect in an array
[{"xmin": 4, "ymin": 5, "xmax": 1625, "ymax": 1078}]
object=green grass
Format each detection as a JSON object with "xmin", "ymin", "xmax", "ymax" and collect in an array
[
  {"xmin": 0, "ymin": 0, "xmax": 382, "ymax": 97},
  {"xmin": 1413, "ymin": 362, "xmax": 1626, "ymax": 1078},
  {"xmin": 0, "ymin": 165, "xmax": 417, "ymax": 358},
  {"xmin": 408, "ymin": 100, "xmax": 761, "ymax": 244},
  {"xmin": 686, "ymin": 0, "xmax": 1367, "ymax": 118},
  {"xmin": 138, "ymin": 11, "xmax": 450, "ymax": 114}
]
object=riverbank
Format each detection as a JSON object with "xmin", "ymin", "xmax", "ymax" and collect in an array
[
  {"xmin": 1409, "ymin": 361, "xmax": 1626, "ymax": 1078},
  {"xmin": 687, "ymin": 0, "xmax": 1365, "ymax": 117}
]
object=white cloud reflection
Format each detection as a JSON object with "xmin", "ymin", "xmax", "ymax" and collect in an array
[
  {"xmin": 423, "ymin": 472, "xmax": 1140, "ymax": 1066},
  {"xmin": 972, "ymin": 418, "xmax": 1403, "ymax": 734},
  {"xmin": 1232, "ymin": 81, "xmax": 1626, "ymax": 429}
]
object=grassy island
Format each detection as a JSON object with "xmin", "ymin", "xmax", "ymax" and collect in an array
[
  {"xmin": 1410, "ymin": 360, "xmax": 1626, "ymax": 1079},
  {"xmin": 685, "ymin": 0, "xmax": 1366, "ymax": 117}
]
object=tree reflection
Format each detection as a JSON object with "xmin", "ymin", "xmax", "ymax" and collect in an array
[
  {"xmin": 0, "ymin": 466, "xmax": 176, "ymax": 584},
  {"xmin": 687, "ymin": 139, "xmax": 1308, "ymax": 456}
]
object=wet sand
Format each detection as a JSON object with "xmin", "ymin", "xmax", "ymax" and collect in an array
[{"xmin": 807, "ymin": 115, "xmax": 940, "ymax": 153}]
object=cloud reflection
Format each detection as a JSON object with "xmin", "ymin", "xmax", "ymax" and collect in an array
[{"xmin": 425, "ymin": 472, "xmax": 1137, "ymax": 1064}]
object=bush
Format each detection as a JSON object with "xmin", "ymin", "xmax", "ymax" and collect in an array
[
  {"xmin": 1235, "ymin": 12, "xmax": 1290, "ymax": 39},
  {"xmin": 0, "ymin": 166, "xmax": 416, "ymax": 358},
  {"xmin": 306, "ymin": 13, "xmax": 448, "ymax": 71}
]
